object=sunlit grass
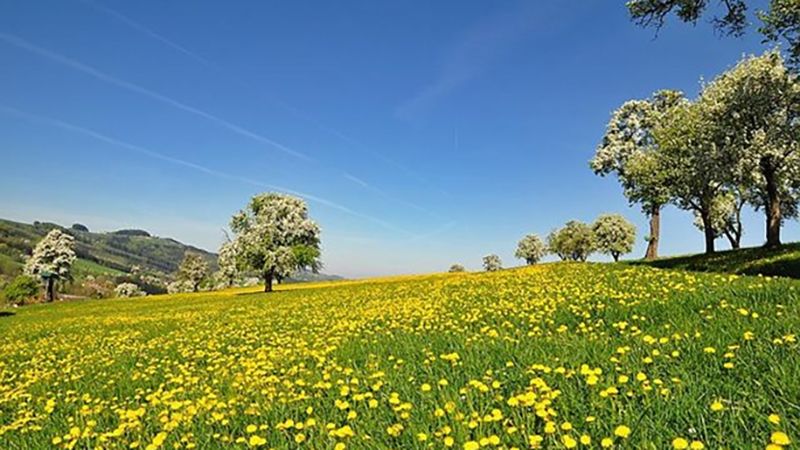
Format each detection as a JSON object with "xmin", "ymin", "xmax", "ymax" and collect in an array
[{"xmin": 0, "ymin": 263, "xmax": 797, "ymax": 449}]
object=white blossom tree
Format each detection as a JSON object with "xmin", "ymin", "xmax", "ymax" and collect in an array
[
  {"xmin": 591, "ymin": 90, "xmax": 685, "ymax": 259},
  {"xmin": 216, "ymin": 240, "xmax": 239, "ymax": 288},
  {"xmin": 592, "ymin": 214, "xmax": 636, "ymax": 262},
  {"xmin": 514, "ymin": 234, "xmax": 547, "ymax": 265},
  {"xmin": 230, "ymin": 193, "xmax": 322, "ymax": 292},
  {"xmin": 696, "ymin": 51, "xmax": 800, "ymax": 247},
  {"xmin": 24, "ymin": 229, "xmax": 76, "ymax": 302},
  {"xmin": 176, "ymin": 253, "xmax": 210, "ymax": 292},
  {"xmin": 548, "ymin": 221, "xmax": 596, "ymax": 262},
  {"xmin": 482, "ymin": 254, "xmax": 502, "ymax": 272}
]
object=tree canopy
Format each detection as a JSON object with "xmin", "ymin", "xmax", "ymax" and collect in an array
[{"xmin": 627, "ymin": 0, "xmax": 800, "ymax": 66}]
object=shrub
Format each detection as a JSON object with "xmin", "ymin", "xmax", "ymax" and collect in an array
[
  {"xmin": 114, "ymin": 282, "xmax": 146, "ymax": 298},
  {"xmin": 449, "ymin": 264, "xmax": 466, "ymax": 273},
  {"xmin": 3, "ymin": 275, "xmax": 40, "ymax": 305}
]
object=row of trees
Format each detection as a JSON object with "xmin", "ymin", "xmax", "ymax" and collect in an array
[
  {"xmin": 450, "ymin": 213, "xmax": 637, "ymax": 273},
  {"xmin": 591, "ymin": 51, "xmax": 800, "ymax": 257}
]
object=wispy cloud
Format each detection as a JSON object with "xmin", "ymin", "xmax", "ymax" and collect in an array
[
  {"xmin": 77, "ymin": 3, "xmax": 451, "ymax": 200},
  {"xmin": 0, "ymin": 32, "xmax": 313, "ymax": 162},
  {"xmin": 395, "ymin": 4, "xmax": 538, "ymax": 120},
  {"xmin": 79, "ymin": 0, "xmax": 210, "ymax": 66},
  {"xmin": 0, "ymin": 105, "xmax": 414, "ymax": 237}
]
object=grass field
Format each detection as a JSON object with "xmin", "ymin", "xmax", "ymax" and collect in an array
[
  {"xmin": 0, "ymin": 264, "xmax": 797, "ymax": 449},
  {"xmin": 634, "ymin": 243, "xmax": 800, "ymax": 279}
]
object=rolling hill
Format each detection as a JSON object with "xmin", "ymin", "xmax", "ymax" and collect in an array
[{"xmin": 0, "ymin": 218, "xmax": 217, "ymax": 280}]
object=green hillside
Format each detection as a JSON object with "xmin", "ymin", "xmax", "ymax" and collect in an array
[
  {"xmin": 0, "ymin": 218, "xmax": 217, "ymax": 281},
  {"xmin": 633, "ymin": 243, "xmax": 800, "ymax": 279}
]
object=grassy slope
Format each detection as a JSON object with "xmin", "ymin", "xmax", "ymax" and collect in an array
[
  {"xmin": 0, "ymin": 263, "xmax": 797, "ymax": 449},
  {"xmin": 632, "ymin": 242, "xmax": 800, "ymax": 279}
]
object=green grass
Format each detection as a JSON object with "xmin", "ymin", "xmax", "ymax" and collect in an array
[
  {"xmin": 0, "ymin": 264, "xmax": 797, "ymax": 449},
  {"xmin": 632, "ymin": 242, "xmax": 800, "ymax": 279},
  {"xmin": 71, "ymin": 258, "xmax": 127, "ymax": 278}
]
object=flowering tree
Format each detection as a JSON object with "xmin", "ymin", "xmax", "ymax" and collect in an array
[
  {"xmin": 216, "ymin": 240, "xmax": 239, "ymax": 288},
  {"xmin": 24, "ymin": 229, "xmax": 76, "ymax": 302},
  {"xmin": 696, "ymin": 51, "xmax": 800, "ymax": 247},
  {"xmin": 114, "ymin": 282, "xmax": 146, "ymax": 298},
  {"xmin": 548, "ymin": 221, "xmax": 596, "ymax": 262},
  {"xmin": 176, "ymin": 253, "xmax": 210, "ymax": 292},
  {"xmin": 230, "ymin": 193, "xmax": 322, "ymax": 292},
  {"xmin": 592, "ymin": 214, "xmax": 636, "ymax": 262},
  {"xmin": 448, "ymin": 264, "xmax": 466, "ymax": 273},
  {"xmin": 514, "ymin": 234, "xmax": 547, "ymax": 265},
  {"xmin": 591, "ymin": 90, "xmax": 684, "ymax": 259},
  {"xmin": 655, "ymin": 97, "xmax": 731, "ymax": 254},
  {"xmin": 482, "ymin": 254, "xmax": 502, "ymax": 272}
]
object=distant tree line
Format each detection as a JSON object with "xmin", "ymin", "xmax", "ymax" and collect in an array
[{"xmin": 450, "ymin": 213, "xmax": 637, "ymax": 273}]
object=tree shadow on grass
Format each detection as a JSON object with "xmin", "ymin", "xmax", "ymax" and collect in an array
[
  {"xmin": 234, "ymin": 291, "xmax": 285, "ymax": 297},
  {"xmin": 0, "ymin": 311, "xmax": 16, "ymax": 318}
]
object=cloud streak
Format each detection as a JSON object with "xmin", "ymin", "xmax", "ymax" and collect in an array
[
  {"xmin": 77, "ymin": 3, "xmax": 451, "ymax": 200},
  {"xmin": 0, "ymin": 32, "xmax": 313, "ymax": 162},
  {"xmin": 395, "ymin": 4, "xmax": 538, "ymax": 120},
  {"xmin": 0, "ymin": 105, "xmax": 414, "ymax": 237},
  {"xmin": 80, "ymin": 0, "xmax": 211, "ymax": 66}
]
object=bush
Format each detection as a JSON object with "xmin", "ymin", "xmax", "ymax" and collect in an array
[
  {"xmin": 3, "ymin": 275, "xmax": 40, "ymax": 305},
  {"xmin": 449, "ymin": 264, "xmax": 466, "ymax": 273},
  {"xmin": 114, "ymin": 282, "xmax": 146, "ymax": 298},
  {"xmin": 167, "ymin": 280, "xmax": 195, "ymax": 294}
]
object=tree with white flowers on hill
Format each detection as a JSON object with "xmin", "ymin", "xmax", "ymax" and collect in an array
[
  {"xmin": 592, "ymin": 214, "xmax": 636, "ymax": 262},
  {"xmin": 515, "ymin": 234, "xmax": 547, "ymax": 265},
  {"xmin": 230, "ymin": 193, "xmax": 322, "ymax": 292},
  {"xmin": 24, "ymin": 228, "xmax": 76, "ymax": 302}
]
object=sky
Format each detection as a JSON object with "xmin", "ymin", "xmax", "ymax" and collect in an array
[{"xmin": 1, "ymin": 0, "xmax": 796, "ymax": 278}]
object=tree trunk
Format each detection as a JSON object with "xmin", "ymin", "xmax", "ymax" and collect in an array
[
  {"xmin": 763, "ymin": 163, "xmax": 782, "ymax": 248},
  {"xmin": 724, "ymin": 230, "xmax": 740, "ymax": 250},
  {"xmin": 264, "ymin": 269, "xmax": 274, "ymax": 293},
  {"xmin": 46, "ymin": 278, "xmax": 55, "ymax": 303},
  {"xmin": 612, "ymin": 253, "xmax": 619, "ymax": 262},
  {"xmin": 644, "ymin": 205, "xmax": 660, "ymax": 260},
  {"xmin": 700, "ymin": 207, "xmax": 716, "ymax": 254}
]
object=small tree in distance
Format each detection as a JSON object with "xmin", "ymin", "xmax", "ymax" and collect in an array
[
  {"xmin": 449, "ymin": 264, "xmax": 466, "ymax": 273},
  {"xmin": 592, "ymin": 214, "xmax": 636, "ymax": 262},
  {"xmin": 24, "ymin": 229, "xmax": 76, "ymax": 302},
  {"xmin": 548, "ymin": 221, "xmax": 596, "ymax": 262},
  {"xmin": 216, "ymin": 240, "xmax": 239, "ymax": 288},
  {"xmin": 515, "ymin": 234, "xmax": 547, "ymax": 265},
  {"xmin": 482, "ymin": 254, "xmax": 502, "ymax": 272},
  {"xmin": 177, "ymin": 253, "xmax": 210, "ymax": 292}
]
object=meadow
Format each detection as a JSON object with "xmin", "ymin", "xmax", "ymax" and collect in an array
[{"xmin": 0, "ymin": 263, "xmax": 797, "ymax": 449}]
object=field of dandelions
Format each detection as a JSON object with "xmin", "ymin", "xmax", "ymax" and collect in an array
[{"xmin": 0, "ymin": 264, "xmax": 797, "ymax": 449}]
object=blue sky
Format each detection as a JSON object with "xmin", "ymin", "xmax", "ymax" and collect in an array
[{"xmin": 1, "ymin": 0, "xmax": 795, "ymax": 277}]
